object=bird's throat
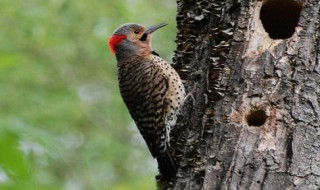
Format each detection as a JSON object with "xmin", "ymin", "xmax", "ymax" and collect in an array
[{"xmin": 108, "ymin": 35, "xmax": 127, "ymax": 54}]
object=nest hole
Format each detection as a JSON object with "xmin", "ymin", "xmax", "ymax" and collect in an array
[
  {"xmin": 260, "ymin": 0, "xmax": 302, "ymax": 39},
  {"xmin": 246, "ymin": 109, "xmax": 267, "ymax": 127}
]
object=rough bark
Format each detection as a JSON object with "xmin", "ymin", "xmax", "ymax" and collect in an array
[{"xmin": 168, "ymin": 0, "xmax": 320, "ymax": 189}]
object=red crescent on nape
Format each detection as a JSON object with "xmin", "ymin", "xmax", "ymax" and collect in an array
[{"xmin": 108, "ymin": 35, "xmax": 127, "ymax": 54}]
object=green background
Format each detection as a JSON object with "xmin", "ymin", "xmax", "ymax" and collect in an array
[{"xmin": 0, "ymin": 0, "xmax": 176, "ymax": 189}]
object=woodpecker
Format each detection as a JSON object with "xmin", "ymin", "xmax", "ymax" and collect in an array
[{"xmin": 108, "ymin": 23, "xmax": 185, "ymax": 179}]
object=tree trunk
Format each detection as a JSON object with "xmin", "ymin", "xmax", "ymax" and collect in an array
[{"xmin": 168, "ymin": 0, "xmax": 320, "ymax": 189}]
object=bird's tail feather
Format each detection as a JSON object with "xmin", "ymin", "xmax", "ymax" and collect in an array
[{"xmin": 156, "ymin": 144, "xmax": 177, "ymax": 180}]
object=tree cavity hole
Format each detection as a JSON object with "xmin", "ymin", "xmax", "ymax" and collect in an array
[
  {"xmin": 246, "ymin": 109, "xmax": 267, "ymax": 127},
  {"xmin": 259, "ymin": 0, "xmax": 302, "ymax": 39}
]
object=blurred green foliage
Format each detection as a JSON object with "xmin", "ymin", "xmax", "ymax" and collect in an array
[{"xmin": 0, "ymin": 0, "xmax": 176, "ymax": 189}]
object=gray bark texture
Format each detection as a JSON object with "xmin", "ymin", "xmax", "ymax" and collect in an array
[{"xmin": 166, "ymin": 0, "xmax": 320, "ymax": 189}]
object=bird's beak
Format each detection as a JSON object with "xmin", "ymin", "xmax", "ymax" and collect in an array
[
  {"xmin": 139, "ymin": 23, "xmax": 167, "ymax": 41},
  {"xmin": 144, "ymin": 23, "xmax": 167, "ymax": 34}
]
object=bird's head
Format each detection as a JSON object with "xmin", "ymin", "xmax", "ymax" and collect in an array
[{"xmin": 108, "ymin": 23, "xmax": 167, "ymax": 60}]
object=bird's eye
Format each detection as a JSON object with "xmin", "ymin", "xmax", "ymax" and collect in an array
[{"xmin": 134, "ymin": 30, "xmax": 139, "ymax": 34}]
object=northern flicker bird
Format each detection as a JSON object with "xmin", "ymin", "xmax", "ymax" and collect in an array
[{"xmin": 108, "ymin": 23, "xmax": 185, "ymax": 179}]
